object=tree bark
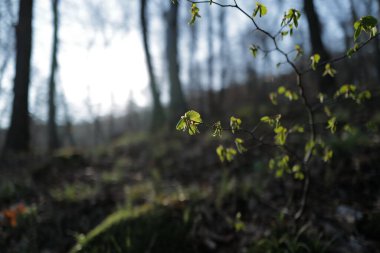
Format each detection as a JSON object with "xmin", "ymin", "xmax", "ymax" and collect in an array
[
  {"xmin": 303, "ymin": 0, "xmax": 336, "ymax": 95},
  {"xmin": 375, "ymin": 0, "xmax": 380, "ymax": 82},
  {"xmin": 4, "ymin": 0, "xmax": 33, "ymax": 153},
  {"xmin": 48, "ymin": 0, "xmax": 60, "ymax": 152},
  {"xmin": 166, "ymin": 3, "xmax": 187, "ymax": 124},
  {"xmin": 140, "ymin": 0, "xmax": 165, "ymax": 129},
  {"xmin": 206, "ymin": 7, "xmax": 214, "ymax": 113}
]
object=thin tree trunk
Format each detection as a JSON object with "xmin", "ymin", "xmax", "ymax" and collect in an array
[
  {"xmin": 59, "ymin": 92, "xmax": 76, "ymax": 146},
  {"xmin": 218, "ymin": 8, "xmax": 228, "ymax": 113},
  {"xmin": 4, "ymin": 0, "xmax": 33, "ymax": 153},
  {"xmin": 140, "ymin": 0, "xmax": 165, "ymax": 129},
  {"xmin": 375, "ymin": 0, "xmax": 380, "ymax": 82},
  {"xmin": 166, "ymin": 3, "xmax": 186, "ymax": 124},
  {"xmin": 48, "ymin": 0, "xmax": 60, "ymax": 152},
  {"xmin": 206, "ymin": 7, "xmax": 214, "ymax": 113},
  {"xmin": 304, "ymin": 0, "xmax": 336, "ymax": 96}
]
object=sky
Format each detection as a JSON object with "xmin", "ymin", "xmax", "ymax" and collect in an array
[
  {"xmin": 1, "ymin": 0, "xmax": 150, "ymax": 127},
  {"xmin": 0, "ymin": 0, "xmax": 367, "ymax": 127},
  {"xmin": 33, "ymin": 0, "xmax": 150, "ymax": 122}
]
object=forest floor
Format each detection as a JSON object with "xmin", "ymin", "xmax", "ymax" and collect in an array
[{"xmin": 1, "ymin": 121, "xmax": 380, "ymax": 252}]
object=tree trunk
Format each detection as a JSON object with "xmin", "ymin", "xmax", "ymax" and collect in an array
[
  {"xmin": 48, "ymin": 0, "xmax": 60, "ymax": 152},
  {"xmin": 166, "ymin": 3, "xmax": 187, "ymax": 124},
  {"xmin": 140, "ymin": 0, "xmax": 165, "ymax": 130},
  {"xmin": 303, "ymin": 0, "xmax": 336, "ymax": 96},
  {"xmin": 375, "ymin": 0, "xmax": 380, "ymax": 82},
  {"xmin": 206, "ymin": 7, "xmax": 214, "ymax": 114},
  {"xmin": 4, "ymin": 0, "xmax": 33, "ymax": 153},
  {"xmin": 217, "ymin": 8, "xmax": 228, "ymax": 114}
]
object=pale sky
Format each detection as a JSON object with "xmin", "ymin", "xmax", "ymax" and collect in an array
[
  {"xmin": 1, "ymin": 0, "xmax": 150, "ymax": 127},
  {"xmin": 0, "ymin": 0, "xmax": 358, "ymax": 127},
  {"xmin": 33, "ymin": 0, "xmax": 150, "ymax": 122}
]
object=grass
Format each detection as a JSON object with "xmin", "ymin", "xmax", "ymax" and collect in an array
[{"xmin": 70, "ymin": 204, "xmax": 195, "ymax": 253}]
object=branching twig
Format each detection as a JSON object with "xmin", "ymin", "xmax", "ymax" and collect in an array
[{"xmin": 182, "ymin": 0, "xmax": 377, "ymax": 220}]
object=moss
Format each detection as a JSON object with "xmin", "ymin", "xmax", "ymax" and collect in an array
[{"xmin": 71, "ymin": 204, "xmax": 195, "ymax": 253}]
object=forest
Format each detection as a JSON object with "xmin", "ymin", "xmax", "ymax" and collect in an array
[{"xmin": 0, "ymin": 0, "xmax": 380, "ymax": 252}]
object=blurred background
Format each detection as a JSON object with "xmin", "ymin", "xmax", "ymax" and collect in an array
[
  {"xmin": 0, "ymin": 0, "xmax": 379, "ymax": 151},
  {"xmin": 0, "ymin": 0, "xmax": 380, "ymax": 252}
]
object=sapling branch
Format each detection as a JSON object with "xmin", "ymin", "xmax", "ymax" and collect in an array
[{"xmin": 176, "ymin": 0, "xmax": 378, "ymax": 220}]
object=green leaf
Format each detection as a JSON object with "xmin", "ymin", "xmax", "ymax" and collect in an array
[
  {"xmin": 347, "ymin": 43, "xmax": 359, "ymax": 58},
  {"xmin": 277, "ymin": 86, "xmax": 286, "ymax": 94},
  {"xmin": 334, "ymin": 84, "xmax": 356, "ymax": 99},
  {"xmin": 357, "ymin": 90, "xmax": 372, "ymax": 103},
  {"xmin": 216, "ymin": 145, "xmax": 237, "ymax": 162},
  {"xmin": 249, "ymin": 45, "xmax": 259, "ymax": 58},
  {"xmin": 354, "ymin": 16, "xmax": 378, "ymax": 41},
  {"xmin": 310, "ymin": 54, "xmax": 320, "ymax": 70},
  {"xmin": 305, "ymin": 139, "xmax": 315, "ymax": 154},
  {"xmin": 189, "ymin": 3, "xmax": 201, "ymax": 25},
  {"xmin": 318, "ymin": 93, "xmax": 326, "ymax": 103},
  {"xmin": 212, "ymin": 121, "xmax": 222, "ymax": 137},
  {"xmin": 234, "ymin": 212, "xmax": 245, "ymax": 232},
  {"xmin": 187, "ymin": 110, "xmax": 202, "ymax": 123},
  {"xmin": 274, "ymin": 125, "xmax": 287, "ymax": 145},
  {"xmin": 323, "ymin": 63, "xmax": 336, "ymax": 77},
  {"xmin": 323, "ymin": 147, "xmax": 333, "ymax": 162},
  {"xmin": 230, "ymin": 116, "xmax": 242, "ymax": 134},
  {"xmin": 261, "ymin": 114, "xmax": 281, "ymax": 128},
  {"xmin": 234, "ymin": 138, "xmax": 247, "ymax": 153},
  {"xmin": 216, "ymin": 145, "xmax": 225, "ymax": 162},
  {"xmin": 269, "ymin": 92, "xmax": 278, "ymax": 105},
  {"xmin": 281, "ymin": 8, "xmax": 301, "ymax": 32},
  {"xmin": 284, "ymin": 90, "xmax": 299, "ymax": 101},
  {"xmin": 176, "ymin": 110, "xmax": 203, "ymax": 135},
  {"xmin": 253, "ymin": 2, "xmax": 267, "ymax": 17},
  {"xmin": 326, "ymin": 117, "xmax": 337, "ymax": 134},
  {"xmin": 292, "ymin": 164, "xmax": 304, "ymax": 180},
  {"xmin": 294, "ymin": 44, "xmax": 304, "ymax": 59},
  {"xmin": 226, "ymin": 148, "xmax": 237, "ymax": 162},
  {"xmin": 290, "ymin": 124, "xmax": 304, "ymax": 133},
  {"xmin": 281, "ymin": 31, "xmax": 289, "ymax": 38}
]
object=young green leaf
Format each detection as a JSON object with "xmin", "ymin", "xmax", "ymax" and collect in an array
[
  {"xmin": 310, "ymin": 54, "xmax": 320, "ymax": 70},
  {"xmin": 354, "ymin": 16, "xmax": 378, "ymax": 41},
  {"xmin": 274, "ymin": 125, "xmax": 287, "ymax": 145},
  {"xmin": 326, "ymin": 117, "xmax": 337, "ymax": 134},
  {"xmin": 216, "ymin": 145, "xmax": 237, "ymax": 162},
  {"xmin": 294, "ymin": 44, "xmax": 304, "ymax": 59},
  {"xmin": 212, "ymin": 121, "xmax": 222, "ymax": 137},
  {"xmin": 176, "ymin": 110, "xmax": 203, "ymax": 135},
  {"xmin": 189, "ymin": 3, "xmax": 201, "ymax": 25},
  {"xmin": 249, "ymin": 45, "xmax": 259, "ymax": 58},
  {"xmin": 234, "ymin": 138, "xmax": 247, "ymax": 153},
  {"xmin": 292, "ymin": 164, "xmax": 304, "ymax": 180},
  {"xmin": 323, "ymin": 63, "xmax": 337, "ymax": 77},
  {"xmin": 253, "ymin": 2, "xmax": 267, "ymax": 17},
  {"xmin": 323, "ymin": 147, "xmax": 333, "ymax": 162},
  {"xmin": 216, "ymin": 145, "xmax": 225, "ymax": 162},
  {"xmin": 261, "ymin": 114, "xmax": 281, "ymax": 128},
  {"xmin": 269, "ymin": 92, "xmax": 278, "ymax": 105},
  {"xmin": 230, "ymin": 116, "xmax": 242, "ymax": 134}
]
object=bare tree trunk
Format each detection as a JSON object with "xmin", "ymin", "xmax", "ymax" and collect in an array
[
  {"xmin": 375, "ymin": 0, "xmax": 380, "ymax": 82},
  {"xmin": 48, "ymin": 0, "xmax": 60, "ymax": 152},
  {"xmin": 206, "ymin": 7, "xmax": 214, "ymax": 113},
  {"xmin": 59, "ymin": 92, "xmax": 76, "ymax": 147},
  {"xmin": 4, "ymin": 0, "xmax": 33, "ymax": 153},
  {"xmin": 140, "ymin": 0, "xmax": 165, "ymax": 130},
  {"xmin": 166, "ymin": 3, "xmax": 186, "ymax": 124},
  {"xmin": 303, "ymin": 0, "xmax": 336, "ymax": 96},
  {"xmin": 217, "ymin": 8, "xmax": 228, "ymax": 113}
]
